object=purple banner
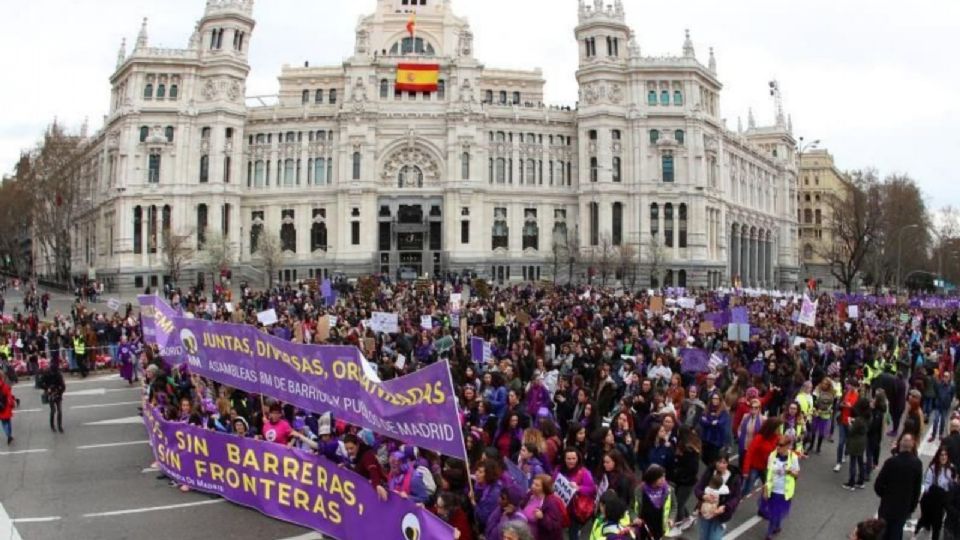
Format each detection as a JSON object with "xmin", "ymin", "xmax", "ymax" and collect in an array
[
  {"xmin": 470, "ymin": 337, "xmax": 486, "ymax": 363},
  {"xmin": 140, "ymin": 296, "xmax": 466, "ymax": 460},
  {"xmin": 144, "ymin": 407, "xmax": 452, "ymax": 540},
  {"xmin": 680, "ymin": 348, "xmax": 710, "ymax": 374},
  {"xmin": 731, "ymin": 307, "xmax": 749, "ymax": 325}
]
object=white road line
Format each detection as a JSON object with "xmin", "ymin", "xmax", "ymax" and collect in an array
[
  {"xmin": 0, "ymin": 449, "xmax": 49, "ymax": 456},
  {"xmin": 84, "ymin": 416, "xmax": 143, "ymax": 426},
  {"xmin": 724, "ymin": 515, "xmax": 763, "ymax": 539},
  {"xmin": 141, "ymin": 466, "xmax": 159, "ymax": 474},
  {"xmin": 11, "ymin": 517, "xmax": 61, "ymax": 523},
  {"xmin": 276, "ymin": 534, "xmax": 324, "ymax": 540},
  {"xmin": 81, "ymin": 499, "xmax": 224, "ymax": 518},
  {"xmin": 12, "ymin": 408, "xmax": 43, "ymax": 413},
  {"xmin": 72, "ymin": 401, "xmax": 141, "ymax": 410},
  {"xmin": 0, "ymin": 503, "xmax": 24, "ymax": 540},
  {"xmin": 65, "ymin": 388, "xmax": 138, "ymax": 397},
  {"xmin": 76, "ymin": 440, "xmax": 149, "ymax": 450}
]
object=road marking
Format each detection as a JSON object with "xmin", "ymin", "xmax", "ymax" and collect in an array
[
  {"xmin": 72, "ymin": 401, "xmax": 141, "ymax": 410},
  {"xmin": 141, "ymin": 466, "xmax": 160, "ymax": 474},
  {"xmin": 276, "ymin": 534, "xmax": 324, "ymax": 540},
  {"xmin": 84, "ymin": 416, "xmax": 143, "ymax": 426},
  {"xmin": 0, "ymin": 449, "xmax": 49, "ymax": 456},
  {"xmin": 12, "ymin": 408, "xmax": 43, "ymax": 413},
  {"xmin": 724, "ymin": 515, "xmax": 763, "ymax": 539},
  {"xmin": 0, "ymin": 503, "xmax": 24, "ymax": 540},
  {"xmin": 65, "ymin": 388, "xmax": 138, "ymax": 397},
  {"xmin": 81, "ymin": 499, "xmax": 225, "ymax": 518},
  {"xmin": 11, "ymin": 516, "xmax": 61, "ymax": 523},
  {"xmin": 76, "ymin": 440, "xmax": 149, "ymax": 450}
]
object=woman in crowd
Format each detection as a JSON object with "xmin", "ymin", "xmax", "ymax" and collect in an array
[
  {"xmin": 40, "ymin": 356, "xmax": 65, "ymax": 433},
  {"xmin": 694, "ymin": 451, "xmax": 743, "ymax": 540},
  {"xmin": 597, "ymin": 449, "xmax": 636, "ymax": 508},
  {"xmin": 520, "ymin": 474, "xmax": 564, "ymax": 540},
  {"xmin": 760, "ymin": 435, "xmax": 800, "ymax": 539},
  {"xmin": 743, "ymin": 418, "xmax": 783, "ymax": 493},
  {"xmin": 672, "ymin": 425, "xmax": 701, "ymax": 528},
  {"xmin": 915, "ymin": 446, "xmax": 957, "ymax": 540},
  {"xmin": 700, "ymin": 393, "xmax": 731, "ymax": 466},
  {"xmin": 473, "ymin": 458, "xmax": 506, "ymax": 528},
  {"xmin": 631, "ymin": 464, "xmax": 676, "ymax": 540},
  {"xmin": 554, "ymin": 447, "xmax": 596, "ymax": 540},
  {"xmin": 843, "ymin": 398, "xmax": 871, "ymax": 490}
]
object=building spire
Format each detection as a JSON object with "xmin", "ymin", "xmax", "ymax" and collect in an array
[
  {"xmin": 116, "ymin": 38, "xmax": 126, "ymax": 68},
  {"xmin": 748, "ymin": 107, "xmax": 756, "ymax": 129},
  {"xmin": 135, "ymin": 17, "xmax": 148, "ymax": 50},
  {"xmin": 737, "ymin": 116, "xmax": 743, "ymax": 133},
  {"xmin": 682, "ymin": 29, "xmax": 695, "ymax": 58},
  {"xmin": 708, "ymin": 47, "xmax": 716, "ymax": 72}
]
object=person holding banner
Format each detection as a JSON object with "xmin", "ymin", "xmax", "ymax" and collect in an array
[
  {"xmin": 343, "ymin": 432, "xmax": 390, "ymax": 501},
  {"xmin": 554, "ymin": 447, "xmax": 597, "ymax": 540}
]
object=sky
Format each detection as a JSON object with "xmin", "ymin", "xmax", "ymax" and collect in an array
[{"xmin": 1, "ymin": 0, "xmax": 957, "ymax": 208}]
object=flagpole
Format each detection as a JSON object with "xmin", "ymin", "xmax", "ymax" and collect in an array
[{"xmin": 443, "ymin": 358, "xmax": 474, "ymax": 500}]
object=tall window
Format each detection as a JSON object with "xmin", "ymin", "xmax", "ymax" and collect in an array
[
  {"xmin": 660, "ymin": 90, "xmax": 670, "ymax": 106},
  {"xmin": 526, "ymin": 159, "xmax": 536, "ymax": 185},
  {"xmin": 133, "ymin": 206, "xmax": 143, "ymax": 254},
  {"xmin": 647, "ymin": 90, "xmax": 657, "ymax": 106},
  {"xmin": 461, "ymin": 152, "xmax": 470, "ymax": 180},
  {"xmin": 495, "ymin": 158, "xmax": 506, "ymax": 184},
  {"xmin": 664, "ymin": 203, "xmax": 674, "ymax": 247},
  {"xmin": 589, "ymin": 157, "xmax": 598, "ymax": 183},
  {"xmin": 815, "ymin": 209, "xmax": 822, "ymax": 225},
  {"xmin": 315, "ymin": 89, "xmax": 324, "ymax": 104},
  {"xmin": 169, "ymin": 85, "xmax": 179, "ymax": 99},
  {"xmin": 512, "ymin": 91, "xmax": 520, "ymax": 105},
  {"xmin": 461, "ymin": 220, "xmax": 470, "ymax": 244},
  {"xmin": 314, "ymin": 158, "xmax": 326, "ymax": 185},
  {"xmin": 612, "ymin": 157, "xmax": 621, "ymax": 183},
  {"xmin": 438, "ymin": 80, "xmax": 446, "ymax": 100},
  {"xmin": 351, "ymin": 221, "xmax": 360, "ymax": 245},
  {"xmin": 612, "ymin": 202, "xmax": 623, "ymax": 246},
  {"xmin": 197, "ymin": 204, "xmax": 208, "ymax": 248},
  {"xmin": 302, "ymin": 90, "xmax": 310, "ymax": 104},
  {"xmin": 352, "ymin": 152, "xmax": 361, "ymax": 180},
  {"xmin": 144, "ymin": 84, "xmax": 153, "ymax": 99},
  {"xmin": 678, "ymin": 203, "xmax": 688, "ymax": 248},
  {"xmin": 281, "ymin": 209, "xmax": 296, "ymax": 252},
  {"xmin": 485, "ymin": 90, "xmax": 493, "ymax": 103},
  {"xmin": 329, "ymin": 89, "xmax": 337, "ymax": 104},
  {"xmin": 650, "ymin": 203, "xmax": 659, "ymax": 236},
  {"xmin": 250, "ymin": 211, "xmax": 263, "ymax": 254},
  {"xmin": 157, "ymin": 84, "xmax": 166, "ymax": 99},
  {"xmin": 223, "ymin": 156, "xmax": 231, "ymax": 183},
  {"xmin": 492, "ymin": 208, "xmax": 508, "ymax": 250},
  {"xmin": 522, "ymin": 210, "xmax": 539, "ymax": 251},
  {"xmin": 589, "ymin": 202, "xmax": 599, "ymax": 246},
  {"xmin": 164, "ymin": 126, "xmax": 174, "ymax": 142},
  {"xmin": 254, "ymin": 161, "xmax": 265, "ymax": 187},
  {"xmin": 199, "ymin": 155, "xmax": 209, "ymax": 183},
  {"xmin": 147, "ymin": 153, "xmax": 161, "ymax": 183},
  {"xmin": 311, "ymin": 210, "xmax": 327, "ymax": 252},
  {"xmin": 499, "ymin": 91, "xmax": 507, "ymax": 104},
  {"xmin": 649, "ymin": 130, "xmax": 660, "ymax": 144},
  {"xmin": 804, "ymin": 209, "xmax": 813, "ymax": 224},
  {"xmin": 379, "ymin": 80, "xmax": 388, "ymax": 99},
  {"xmin": 675, "ymin": 130, "xmax": 685, "ymax": 145},
  {"xmin": 221, "ymin": 203, "xmax": 231, "ymax": 235},
  {"xmin": 140, "ymin": 126, "xmax": 149, "ymax": 142},
  {"xmin": 662, "ymin": 154, "xmax": 674, "ymax": 182},
  {"xmin": 162, "ymin": 205, "xmax": 171, "ymax": 238},
  {"xmin": 674, "ymin": 90, "xmax": 683, "ymax": 106},
  {"xmin": 612, "ymin": 129, "xmax": 621, "ymax": 141},
  {"xmin": 284, "ymin": 159, "xmax": 295, "ymax": 186}
]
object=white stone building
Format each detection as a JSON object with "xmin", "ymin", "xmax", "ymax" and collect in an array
[{"xmin": 66, "ymin": 0, "xmax": 799, "ymax": 292}]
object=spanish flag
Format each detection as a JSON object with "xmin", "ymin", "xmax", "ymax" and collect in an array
[{"xmin": 395, "ymin": 63, "xmax": 439, "ymax": 92}]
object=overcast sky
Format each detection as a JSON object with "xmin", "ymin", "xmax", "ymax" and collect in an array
[{"xmin": 1, "ymin": 0, "xmax": 956, "ymax": 208}]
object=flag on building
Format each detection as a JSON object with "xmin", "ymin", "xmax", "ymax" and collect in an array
[
  {"xmin": 406, "ymin": 12, "xmax": 416, "ymax": 37},
  {"xmin": 395, "ymin": 63, "xmax": 439, "ymax": 92}
]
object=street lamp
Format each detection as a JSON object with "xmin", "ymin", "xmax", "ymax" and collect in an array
[{"xmin": 896, "ymin": 223, "xmax": 920, "ymax": 292}]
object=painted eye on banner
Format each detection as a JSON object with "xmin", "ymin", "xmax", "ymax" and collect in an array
[{"xmin": 401, "ymin": 513, "xmax": 421, "ymax": 540}]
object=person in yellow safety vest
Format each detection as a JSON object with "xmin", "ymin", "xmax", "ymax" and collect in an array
[
  {"xmin": 73, "ymin": 334, "xmax": 88, "ymax": 378},
  {"xmin": 779, "ymin": 402, "xmax": 807, "ymax": 456},
  {"xmin": 760, "ymin": 435, "xmax": 800, "ymax": 539},
  {"xmin": 590, "ymin": 490, "xmax": 633, "ymax": 539},
  {"xmin": 794, "ymin": 381, "xmax": 814, "ymax": 452},
  {"xmin": 863, "ymin": 360, "xmax": 881, "ymax": 387},
  {"xmin": 630, "ymin": 464, "xmax": 676, "ymax": 540},
  {"xmin": 0, "ymin": 340, "xmax": 10, "ymax": 360}
]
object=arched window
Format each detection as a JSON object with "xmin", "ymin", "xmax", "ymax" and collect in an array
[
  {"xmin": 522, "ymin": 218, "xmax": 539, "ymax": 251},
  {"xmin": 647, "ymin": 90, "xmax": 657, "ymax": 106},
  {"xmin": 679, "ymin": 203, "xmax": 688, "ymax": 248},
  {"xmin": 156, "ymin": 84, "xmax": 166, "ymax": 99},
  {"xmin": 329, "ymin": 89, "xmax": 337, "ymax": 104},
  {"xmin": 315, "ymin": 89, "xmax": 324, "ymax": 104},
  {"xmin": 678, "ymin": 269, "xmax": 687, "ymax": 288},
  {"xmin": 144, "ymin": 84, "xmax": 153, "ymax": 99},
  {"xmin": 649, "ymin": 130, "xmax": 660, "ymax": 144},
  {"xmin": 302, "ymin": 90, "xmax": 310, "ymax": 104},
  {"xmin": 660, "ymin": 90, "xmax": 670, "ymax": 106},
  {"xmin": 139, "ymin": 126, "xmax": 149, "ymax": 142},
  {"xmin": 512, "ymin": 91, "xmax": 520, "ymax": 104},
  {"xmin": 379, "ymin": 80, "xmax": 389, "ymax": 99},
  {"xmin": 352, "ymin": 152, "xmax": 361, "ymax": 180},
  {"xmin": 199, "ymin": 155, "xmax": 209, "ymax": 183},
  {"xmin": 675, "ymin": 130, "xmax": 685, "ymax": 145},
  {"xmin": 804, "ymin": 208, "xmax": 813, "ymax": 224},
  {"xmin": 250, "ymin": 212, "xmax": 263, "ymax": 254},
  {"xmin": 664, "ymin": 269, "xmax": 674, "ymax": 287},
  {"xmin": 664, "ymin": 203, "xmax": 674, "ymax": 247},
  {"xmin": 169, "ymin": 85, "xmax": 179, "ymax": 99},
  {"xmin": 589, "ymin": 157, "xmax": 598, "ymax": 183},
  {"xmin": 461, "ymin": 152, "xmax": 470, "ymax": 180},
  {"xmin": 673, "ymin": 90, "xmax": 683, "ymax": 106},
  {"xmin": 612, "ymin": 157, "xmax": 621, "ymax": 183},
  {"xmin": 398, "ymin": 165, "xmax": 423, "ymax": 188},
  {"xmin": 438, "ymin": 80, "xmax": 446, "ymax": 100},
  {"xmin": 164, "ymin": 126, "xmax": 174, "ymax": 142},
  {"xmin": 281, "ymin": 210, "xmax": 296, "ymax": 252},
  {"xmin": 612, "ymin": 202, "xmax": 623, "ymax": 246},
  {"xmin": 650, "ymin": 203, "xmax": 659, "ymax": 236}
]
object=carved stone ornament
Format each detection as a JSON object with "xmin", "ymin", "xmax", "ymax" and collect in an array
[
  {"xmin": 381, "ymin": 146, "xmax": 441, "ymax": 187},
  {"xmin": 227, "ymin": 81, "xmax": 243, "ymax": 101},
  {"xmin": 355, "ymin": 29, "xmax": 369, "ymax": 55},
  {"xmin": 201, "ymin": 79, "xmax": 218, "ymax": 101}
]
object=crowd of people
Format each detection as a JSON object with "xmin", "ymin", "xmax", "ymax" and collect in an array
[{"xmin": 2, "ymin": 274, "xmax": 960, "ymax": 540}]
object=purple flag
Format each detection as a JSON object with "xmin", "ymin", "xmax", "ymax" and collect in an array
[
  {"xmin": 731, "ymin": 307, "xmax": 749, "ymax": 325},
  {"xmin": 680, "ymin": 348, "xmax": 710, "ymax": 374},
  {"xmin": 320, "ymin": 279, "xmax": 337, "ymax": 306},
  {"xmin": 470, "ymin": 336, "xmax": 488, "ymax": 364},
  {"xmin": 144, "ymin": 407, "xmax": 453, "ymax": 540},
  {"xmin": 139, "ymin": 296, "xmax": 466, "ymax": 460}
]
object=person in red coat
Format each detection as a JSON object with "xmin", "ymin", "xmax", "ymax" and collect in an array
[
  {"xmin": 1, "ymin": 371, "xmax": 16, "ymax": 445},
  {"xmin": 742, "ymin": 418, "xmax": 783, "ymax": 493},
  {"xmin": 520, "ymin": 474, "xmax": 565, "ymax": 540},
  {"xmin": 434, "ymin": 492, "xmax": 473, "ymax": 540},
  {"xmin": 343, "ymin": 433, "xmax": 388, "ymax": 500}
]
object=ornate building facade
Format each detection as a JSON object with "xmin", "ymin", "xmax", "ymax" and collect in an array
[
  {"xmin": 798, "ymin": 149, "xmax": 853, "ymax": 290},
  {"xmin": 65, "ymin": 0, "xmax": 799, "ymax": 291}
]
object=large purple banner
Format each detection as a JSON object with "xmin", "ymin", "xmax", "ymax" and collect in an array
[
  {"xmin": 140, "ymin": 296, "xmax": 466, "ymax": 460},
  {"xmin": 143, "ymin": 407, "xmax": 453, "ymax": 540}
]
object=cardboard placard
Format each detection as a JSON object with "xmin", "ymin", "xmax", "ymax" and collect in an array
[
  {"xmin": 317, "ymin": 315, "xmax": 330, "ymax": 342},
  {"xmin": 257, "ymin": 309, "xmax": 278, "ymax": 326},
  {"xmin": 699, "ymin": 321, "xmax": 716, "ymax": 334},
  {"xmin": 362, "ymin": 337, "xmax": 377, "ymax": 356},
  {"xmin": 650, "ymin": 296, "xmax": 664, "ymax": 313}
]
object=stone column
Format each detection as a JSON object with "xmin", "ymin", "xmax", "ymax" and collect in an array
[
  {"xmin": 740, "ymin": 229, "xmax": 748, "ymax": 286},
  {"xmin": 730, "ymin": 226, "xmax": 739, "ymax": 284},
  {"xmin": 752, "ymin": 232, "xmax": 759, "ymax": 288}
]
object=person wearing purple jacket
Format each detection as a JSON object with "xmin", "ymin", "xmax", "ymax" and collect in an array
[
  {"xmin": 520, "ymin": 474, "xmax": 565, "ymax": 540},
  {"xmin": 117, "ymin": 335, "xmax": 137, "ymax": 384}
]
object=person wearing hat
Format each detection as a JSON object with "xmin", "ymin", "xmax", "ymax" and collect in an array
[{"xmin": 484, "ymin": 479, "xmax": 528, "ymax": 540}]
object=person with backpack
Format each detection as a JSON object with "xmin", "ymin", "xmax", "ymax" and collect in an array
[
  {"xmin": 520, "ymin": 473, "xmax": 565, "ymax": 540},
  {"xmin": 1, "ymin": 371, "xmax": 17, "ymax": 445}
]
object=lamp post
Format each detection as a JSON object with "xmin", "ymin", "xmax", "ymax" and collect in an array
[
  {"xmin": 896, "ymin": 223, "xmax": 920, "ymax": 292},
  {"xmin": 796, "ymin": 136, "xmax": 820, "ymax": 282}
]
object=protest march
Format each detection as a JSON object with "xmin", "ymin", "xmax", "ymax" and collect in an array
[{"xmin": 2, "ymin": 275, "xmax": 960, "ymax": 540}]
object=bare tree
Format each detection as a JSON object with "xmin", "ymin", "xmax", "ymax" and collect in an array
[
  {"xmin": 596, "ymin": 234, "xmax": 615, "ymax": 287},
  {"xmin": 0, "ymin": 168, "xmax": 35, "ymax": 278},
  {"xmin": 551, "ymin": 234, "xmax": 565, "ymax": 285},
  {"xmin": 565, "ymin": 227, "xmax": 581, "ymax": 285},
  {"xmin": 161, "ymin": 229, "xmax": 194, "ymax": 288},
  {"xmin": 646, "ymin": 233, "xmax": 666, "ymax": 288},
  {"xmin": 618, "ymin": 242, "xmax": 638, "ymax": 289},
  {"xmin": 817, "ymin": 170, "xmax": 883, "ymax": 293},
  {"xmin": 254, "ymin": 228, "xmax": 283, "ymax": 289},
  {"xmin": 200, "ymin": 231, "xmax": 234, "ymax": 282}
]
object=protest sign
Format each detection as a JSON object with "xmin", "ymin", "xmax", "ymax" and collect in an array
[
  {"xmin": 678, "ymin": 298, "xmax": 696, "ymax": 310},
  {"xmin": 471, "ymin": 337, "xmax": 491, "ymax": 364},
  {"xmin": 798, "ymin": 296, "xmax": 818, "ymax": 327},
  {"xmin": 370, "ymin": 312, "xmax": 399, "ymax": 334},
  {"xmin": 554, "ymin": 473, "xmax": 577, "ymax": 506},
  {"xmin": 395, "ymin": 354, "xmax": 407, "ymax": 371},
  {"xmin": 257, "ymin": 309, "xmax": 278, "ymax": 326},
  {"xmin": 699, "ymin": 321, "xmax": 716, "ymax": 334},
  {"xmin": 421, "ymin": 315, "xmax": 433, "ymax": 330},
  {"xmin": 680, "ymin": 348, "xmax": 710, "ymax": 373},
  {"xmin": 434, "ymin": 336, "xmax": 455, "ymax": 353},
  {"xmin": 650, "ymin": 296, "xmax": 664, "ymax": 313},
  {"xmin": 139, "ymin": 296, "xmax": 467, "ymax": 459},
  {"xmin": 144, "ymin": 407, "xmax": 453, "ymax": 540},
  {"xmin": 848, "ymin": 305, "xmax": 859, "ymax": 319},
  {"xmin": 317, "ymin": 316, "xmax": 330, "ymax": 342},
  {"xmin": 106, "ymin": 297, "xmax": 122, "ymax": 312},
  {"xmin": 695, "ymin": 304, "xmax": 707, "ymax": 314}
]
